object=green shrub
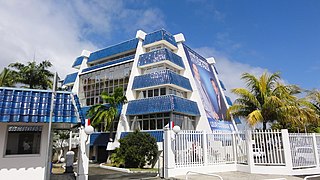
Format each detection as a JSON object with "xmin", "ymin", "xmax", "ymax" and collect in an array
[
  {"xmin": 110, "ymin": 148, "xmax": 125, "ymax": 167},
  {"xmin": 114, "ymin": 130, "xmax": 158, "ymax": 168}
]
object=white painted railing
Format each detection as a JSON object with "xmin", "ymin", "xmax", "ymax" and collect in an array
[
  {"xmin": 252, "ymin": 130, "xmax": 285, "ymax": 166},
  {"xmin": 289, "ymin": 133, "xmax": 317, "ymax": 168},
  {"xmin": 165, "ymin": 129, "xmax": 320, "ymax": 178}
]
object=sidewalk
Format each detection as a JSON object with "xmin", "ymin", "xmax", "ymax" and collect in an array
[{"xmin": 175, "ymin": 171, "xmax": 306, "ymax": 180}]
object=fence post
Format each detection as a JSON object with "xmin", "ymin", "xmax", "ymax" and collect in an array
[
  {"xmin": 246, "ymin": 130, "xmax": 254, "ymax": 172},
  {"xmin": 232, "ymin": 131, "xmax": 237, "ymax": 164},
  {"xmin": 202, "ymin": 130, "xmax": 208, "ymax": 166},
  {"xmin": 312, "ymin": 133, "xmax": 320, "ymax": 167},
  {"xmin": 281, "ymin": 129, "xmax": 293, "ymax": 171},
  {"xmin": 163, "ymin": 127, "xmax": 175, "ymax": 179}
]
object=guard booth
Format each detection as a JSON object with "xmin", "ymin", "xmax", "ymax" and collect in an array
[{"xmin": 0, "ymin": 87, "xmax": 85, "ymax": 180}]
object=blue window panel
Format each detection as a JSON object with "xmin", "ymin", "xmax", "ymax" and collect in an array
[
  {"xmin": 219, "ymin": 80, "xmax": 226, "ymax": 91},
  {"xmin": 88, "ymin": 38, "xmax": 139, "ymax": 63},
  {"xmin": 143, "ymin": 29, "xmax": 177, "ymax": 48},
  {"xmin": 72, "ymin": 56, "xmax": 84, "ymax": 68},
  {"xmin": 225, "ymin": 96, "xmax": 233, "ymax": 106},
  {"xmin": 132, "ymin": 70, "xmax": 192, "ymax": 91},
  {"xmin": 63, "ymin": 72, "xmax": 78, "ymax": 85},
  {"xmin": 82, "ymin": 55, "xmax": 135, "ymax": 73},
  {"xmin": 126, "ymin": 95, "xmax": 200, "ymax": 116},
  {"xmin": 89, "ymin": 132, "xmax": 110, "ymax": 146},
  {"xmin": 138, "ymin": 48, "xmax": 184, "ymax": 68},
  {"xmin": 0, "ymin": 87, "xmax": 84, "ymax": 124},
  {"xmin": 120, "ymin": 130, "xmax": 163, "ymax": 142}
]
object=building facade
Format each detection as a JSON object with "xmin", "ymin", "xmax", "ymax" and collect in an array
[{"xmin": 63, "ymin": 29, "xmax": 238, "ymax": 149}]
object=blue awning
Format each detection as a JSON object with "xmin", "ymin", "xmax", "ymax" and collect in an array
[
  {"xmin": 132, "ymin": 70, "xmax": 192, "ymax": 91},
  {"xmin": 138, "ymin": 48, "xmax": 184, "ymax": 69},
  {"xmin": 0, "ymin": 87, "xmax": 84, "ymax": 124},
  {"xmin": 88, "ymin": 38, "xmax": 138, "ymax": 63},
  {"xmin": 63, "ymin": 72, "xmax": 78, "ymax": 85},
  {"xmin": 120, "ymin": 130, "xmax": 163, "ymax": 142},
  {"xmin": 82, "ymin": 55, "xmax": 134, "ymax": 73},
  {"xmin": 90, "ymin": 132, "xmax": 110, "ymax": 146},
  {"xmin": 143, "ymin": 29, "xmax": 177, "ymax": 48},
  {"xmin": 72, "ymin": 56, "xmax": 84, "ymax": 69},
  {"xmin": 126, "ymin": 95, "xmax": 200, "ymax": 116}
]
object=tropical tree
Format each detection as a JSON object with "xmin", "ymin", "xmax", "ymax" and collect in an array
[
  {"xmin": 228, "ymin": 72, "xmax": 283, "ymax": 129},
  {"xmin": 87, "ymin": 87, "xmax": 127, "ymax": 132},
  {"xmin": 0, "ymin": 68, "xmax": 16, "ymax": 87},
  {"xmin": 269, "ymin": 83, "xmax": 319, "ymax": 132},
  {"xmin": 9, "ymin": 60, "xmax": 54, "ymax": 89},
  {"xmin": 228, "ymin": 72, "xmax": 318, "ymax": 131}
]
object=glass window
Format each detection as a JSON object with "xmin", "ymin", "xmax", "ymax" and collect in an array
[
  {"xmin": 148, "ymin": 90, "xmax": 153, "ymax": 97},
  {"xmin": 6, "ymin": 126, "xmax": 42, "ymax": 155},
  {"xmin": 150, "ymin": 119, "xmax": 156, "ymax": 130},
  {"xmin": 157, "ymin": 119, "xmax": 163, "ymax": 129},
  {"xmin": 154, "ymin": 89, "xmax": 159, "ymax": 97},
  {"xmin": 143, "ymin": 91, "xmax": 146, "ymax": 98},
  {"xmin": 160, "ymin": 88, "xmax": 166, "ymax": 95},
  {"xmin": 143, "ymin": 120, "xmax": 149, "ymax": 130}
]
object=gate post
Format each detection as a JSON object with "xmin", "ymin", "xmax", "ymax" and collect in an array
[
  {"xmin": 281, "ymin": 129, "xmax": 293, "ymax": 171},
  {"xmin": 163, "ymin": 127, "xmax": 175, "ymax": 178},
  {"xmin": 312, "ymin": 133, "xmax": 320, "ymax": 167},
  {"xmin": 246, "ymin": 130, "xmax": 254, "ymax": 172},
  {"xmin": 202, "ymin": 131, "xmax": 208, "ymax": 166},
  {"xmin": 232, "ymin": 131, "xmax": 237, "ymax": 164}
]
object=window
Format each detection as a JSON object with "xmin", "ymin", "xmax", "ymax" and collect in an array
[
  {"xmin": 5, "ymin": 125, "xmax": 42, "ymax": 155},
  {"xmin": 79, "ymin": 62, "xmax": 133, "ymax": 106},
  {"xmin": 154, "ymin": 89, "xmax": 159, "ymax": 97},
  {"xmin": 160, "ymin": 88, "xmax": 166, "ymax": 95}
]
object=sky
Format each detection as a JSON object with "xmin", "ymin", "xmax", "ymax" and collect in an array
[{"xmin": 0, "ymin": 0, "xmax": 319, "ymax": 100}]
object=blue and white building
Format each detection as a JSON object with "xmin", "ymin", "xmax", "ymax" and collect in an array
[
  {"xmin": 63, "ymin": 29, "xmax": 238, "ymax": 155},
  {"xmin": 0, "ymin": 87, "xmax": 85, "ymax": 179}
]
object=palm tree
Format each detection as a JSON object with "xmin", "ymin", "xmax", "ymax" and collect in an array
[
  {"xmin": 0, "ymin": 68, "xmax": 16, "ymax": 87},
  {"xmin": 228, "ymin": 72, "xmax": 318, "ymax": 131},
  {"xmin": 87, "ymin": 87, "xmax": 127, "ymax": 132},
  {"xmin": 228, "ymin": 72, "xmax": 283, "ymax": 130},
  {"xmin": 9, "ymin": 60, "xmax": 54, "ymax": 89}
]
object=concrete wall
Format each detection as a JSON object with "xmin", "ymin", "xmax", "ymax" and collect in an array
[{"xmin": 0, "ymin": 123, "xmax": 49, "ymax": 180}]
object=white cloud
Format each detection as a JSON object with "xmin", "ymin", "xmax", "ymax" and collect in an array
[
  {"xmin": 194, "ymin": 47, "xmax": 268, "ymax": 101},
  {"xmin": 0, "ymin": 0, "xmax": 166, "ymax": 80}
]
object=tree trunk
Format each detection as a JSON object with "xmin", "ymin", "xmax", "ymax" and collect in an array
[{"xmin": 263, "ymin": 122, "xmax": 267, "ymax": 130}]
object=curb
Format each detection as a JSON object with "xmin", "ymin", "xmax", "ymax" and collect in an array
[
  {"xmin": 99, "ymin": 163, "xmax": 130, "ymax": 173},
  {"xmin": 99, "ymin": 163, "xmax": 158, "ymax": 174}
]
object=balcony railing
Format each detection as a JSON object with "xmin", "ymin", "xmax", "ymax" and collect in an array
[
  {"xmin": 126, "ymin": 95, "xmax": 200, "ymax": 116},
  {"xmin": 138, "ymin": 48, "xmax": 184, "ymax": 69},
  {"xmin": 143, "ymin": 29, "xmax": 177, "ymax": 48},
  {"xmin": 132, "ymin": 70, "xmax": 192, "ymax": 91}
]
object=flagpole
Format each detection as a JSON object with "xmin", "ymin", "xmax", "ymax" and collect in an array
[{"xmin": 45, "ymin": 72, "xmax": 57, "ymax": 180}]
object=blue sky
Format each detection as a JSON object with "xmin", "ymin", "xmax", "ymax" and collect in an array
[{"xmin": 0, "ymin": 0, "xmax": 319, "ymax": 96}]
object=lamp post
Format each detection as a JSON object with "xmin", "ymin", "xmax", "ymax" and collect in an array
[{"xmin": 77, "ymin": 120, "xmax": 94, "ymax": 180}]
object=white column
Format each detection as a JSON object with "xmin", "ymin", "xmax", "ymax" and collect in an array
[
  {"xmin": 246, "ymin": 130, "xmax": 254, "ymax": 172},
  {"xmin": 77, "ymin": 127, "xmax": 90, "ymax": 180},
  {"xmin": 232, "ymin": 131, "xmax": 238, "ymax": 163},
  {"xmin": 202, "ymin": 130, "xmax": 208, "ymax": 166},
  {"xmin": 281, "ymin": 129, "xmax": 293, "ymax": 171},
  {"xmin": 163, "ymin": 128, "xmax": 175, "ymax": 178}
]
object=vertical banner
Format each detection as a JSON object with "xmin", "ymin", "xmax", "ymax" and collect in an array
[{"xmin": 183, "ymin": 45, "xmax": 232, "ymax": 131}]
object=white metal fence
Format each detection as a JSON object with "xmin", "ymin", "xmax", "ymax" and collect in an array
[
  {"xmin": 174, "ymin": 130, "xmax": 204, "ymax": 167},
  {"xmin": 171, "ymin": 130, "xmax": 320, "ymax": 171},
  {"xmin": 251, "ymin": 130, "xmax": 285, "ymax": 166},
  {"xmin": 289, "ymin": 133, "xmax": 317, "ymax": 168}
]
